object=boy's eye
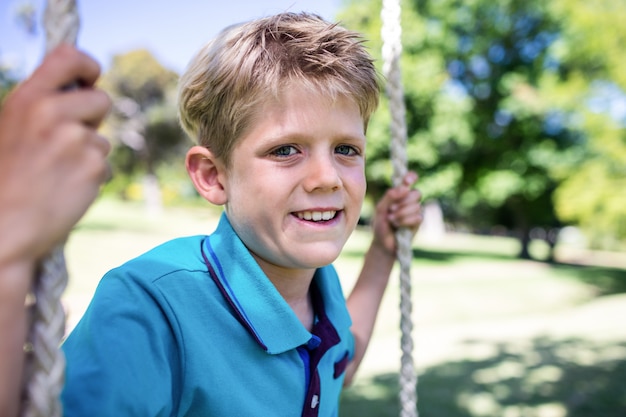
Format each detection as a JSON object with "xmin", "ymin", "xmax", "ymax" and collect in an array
[
  {"xmin": 271, "ymin": 145, "xmax": 298, "ymax": 157},
  {"xmin": 335, "ymin": 144, "xmax": 360, "ymax": 156}
]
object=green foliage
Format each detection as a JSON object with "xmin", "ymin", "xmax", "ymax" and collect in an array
[
  {"xmin": 0, "ymin": 54, "xmax": 20, "ymax": 103},
  {"xmin": 14, "ymin": 2, "xmax": 38, "ymax": 36},
  {"xmin": 552, "ymin": 0, "xmax": 626, "ymax": 91},
  {"xmin": 0, "ymin": 69, "xmax": 17, "ymax": 104},
  {"xmin": 100, "ymin": 49, "xmax": 178, "ymax": 108},
  {"xmin": 555, "ymin": 112, "xmax": 626, "ymax": 249},
  {"xmin": 339, "ymin": 0, "xmax": 626, "ymax": 253},
  {"xmin": 99, "ymin": 49, "xmax": 187, "ymax": 199},
  {"xmin": 547, "ymin": 0, "xmax": 626, "ymax": 248}
]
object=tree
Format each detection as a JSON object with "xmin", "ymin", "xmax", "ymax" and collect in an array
[
  {"xmin": 548, "ymin": 0, "xmax": 626, "ymax": 249},
  {"xmin": 99, "ymin": 49, "xmax": 187, "ymax": 210},
  {"xmin": 0, "ymin": 1, "xmax": 36, "ymax": 102},
  {"xmin": 0, "ymin": 67, "xmax": 17, "ymax": 104},
  {"xmin": 339, "ymin": 0, "xmax": 626, "ymax": 257}
]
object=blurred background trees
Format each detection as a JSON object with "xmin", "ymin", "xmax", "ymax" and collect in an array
[
  {"xmin": 98, "ymin": 49, "xmax": 188, "ymax": 212},
  {"xmin": 0, "ymin": 2, "xmax": 35, "ymax": 101},
  {"xmin": 2, "ymin": 0, "xmax": 624, "ymax": 257},
  {"xmin": 339, "ymin": 0, "xmax": 626, "ymax": 257},
  {"xmin": 0, "ymin": 67, "xmax": 17, "ymax": 103}
]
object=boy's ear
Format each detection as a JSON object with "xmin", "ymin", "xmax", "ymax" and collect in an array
[{"xmin": 186, "ymin": 145, "xmax": 228, "ymax": 205}]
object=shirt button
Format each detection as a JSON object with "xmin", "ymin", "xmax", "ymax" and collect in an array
[{"xmin": 311, "ymin": 394, "xmax": 319, "ymax": 409}]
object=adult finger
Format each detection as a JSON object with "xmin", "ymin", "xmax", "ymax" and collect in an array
[
  {"xmin": 41, "ymin": 88, "xmax": 112, "ymax": 128},
  {"xmin": 83, "ymin": 135, "xmax": 113, "ymax": 184},
  {"xmin": 25, "ymin": 44, "xmax": 101, "ymax": 92},
  {"xmin": 50, "ymin": 123, "xmax": 111, "ymax": 180},
  {"xmin": 94, "ymin": 133, "xmax": 111, "ymax": 158}
]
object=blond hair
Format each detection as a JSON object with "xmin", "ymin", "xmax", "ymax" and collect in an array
[{"xmin": 178, "ymin": 12, "xmax": 380, "ymax": 166}]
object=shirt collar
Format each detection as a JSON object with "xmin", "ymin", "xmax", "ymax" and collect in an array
[{"xmin": 201, "ymin": 213, "xmax": 351, "ymax": 354}]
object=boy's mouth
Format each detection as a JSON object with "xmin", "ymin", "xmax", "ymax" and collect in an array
[{"xmin": 295, "ymin": 210, "xmax": 337, "ymax": 222}]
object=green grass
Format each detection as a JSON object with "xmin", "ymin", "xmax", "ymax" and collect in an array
[
  {"xmin": 339, "ymin": 225, "xmax": 626, "ymax": 416},
  {"xmin": 62, "ymin": 198, "xmax": 626, "ymax": 417}
]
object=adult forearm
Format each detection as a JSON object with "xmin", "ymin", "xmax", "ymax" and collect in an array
[{"xmin": 0, "ymin": 261, "xmax": 34, "ymax": 417}]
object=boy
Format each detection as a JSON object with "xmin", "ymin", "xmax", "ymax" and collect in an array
[{"xmin": 62, "ymin": 12, "xmax": 422, "ymax": 417}]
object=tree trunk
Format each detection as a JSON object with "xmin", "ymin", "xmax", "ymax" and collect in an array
[
  {"xmin": 143, "ymin": 173, "xmax": 162, "ymax": 216},
  {"xmin": 518, "ymin": 227, "xmax": 532, "ymax": 259}
]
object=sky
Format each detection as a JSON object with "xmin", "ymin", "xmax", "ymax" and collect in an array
[{"xmin": 0, "ymin": 0, "xmax": 342, "ymax": 79}]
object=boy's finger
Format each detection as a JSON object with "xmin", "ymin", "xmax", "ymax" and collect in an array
[
  {"xmin": 391, "ymin": 202, "xmax": 423, "ymax": 228},
  {"xmin": 390, "ymin": 175, "xmax": 420, "ymax": 202},
  {"xmin": 402, "ymin": 171, "xmax": 419, "ymax": 187}
]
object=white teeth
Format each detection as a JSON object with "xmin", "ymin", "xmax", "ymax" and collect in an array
[
  {"xmin": 297, "ymin": 210, "xmax": 336, "ymax": 222},
  {"xmin": 322, "ymin": 211, "xmax": 335, "ymax": 221}
]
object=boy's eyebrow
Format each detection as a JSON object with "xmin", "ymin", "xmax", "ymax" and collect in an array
[
  {"xmin": 267, "ymin": 127, "xmax": 367, "ymax": 140},
  {"xmin": 262, "ymin": 132, "xmax": 367, "ymax": 144}
]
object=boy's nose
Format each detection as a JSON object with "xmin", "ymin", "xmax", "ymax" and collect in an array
[{"xmin": 303, "ymin": 154, "xmax": 342, "ymax": 192}]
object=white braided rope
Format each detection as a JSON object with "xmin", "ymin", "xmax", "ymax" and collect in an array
[
  {"xmin": 22, "ymin": 2, "xmax": 79, "ymax": 416},
  {"xmin": 22, "ymin": 247, "xmax": 68, "ymax": 417},
  {"xmin": 44, "ymin": 0, "xmax": 79, "ymax": 53},
  {"xmin": 381, "ymin": 1, "xmax": 418, "ymax": 417}
]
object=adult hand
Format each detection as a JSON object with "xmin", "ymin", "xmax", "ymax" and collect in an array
[{"xmin": 0, "ymin": 44, "xmax": 111, "ymax": 270}]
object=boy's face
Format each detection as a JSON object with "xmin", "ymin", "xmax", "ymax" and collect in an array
[{"xmin": 223, "ymin": 86, "xmax": 367, "ymax": 274}]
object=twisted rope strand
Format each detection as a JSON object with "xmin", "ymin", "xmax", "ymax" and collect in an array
[
  {"xmin": 23, "ymin": 247, "xmax": 68, "ymax": 417},
  {"xmin": 22, "ymin": 1, "xmax": 79, "ymax": 416},
  {"xmin": 381, "ymin": 0, "xmax": 419, "ymax": 416},
  {"xmin": 44, "ymin": 0, "xmax": 79, "ymax": 53}
]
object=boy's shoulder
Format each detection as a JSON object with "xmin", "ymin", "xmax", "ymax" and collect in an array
[{"xmin": 106, "ymin": 235, "xmax": 208, "ymax": 285}]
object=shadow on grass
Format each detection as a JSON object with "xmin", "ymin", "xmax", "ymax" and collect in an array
[
  {"xmin": 341, "ymin": 247, "xmax": 517, "ymax": 264},
  {"xmin": 411, "ymin": 248, "xmax": 517, "ymax": 263},
  {"xmin": 552, "ymin": 263, "xmax": 626, "ymax": 296},
  {"xmin": 341, "ymin": 337, "xmax": 626, "ymax": 417},
  {"xmin": 344, "ymin": 245, "xmax": 626, "ymax": 298}
]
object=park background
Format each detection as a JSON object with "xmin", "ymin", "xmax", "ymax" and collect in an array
[{"xmin": 2, "ymin": 0, "xmax": 626, "ymax": 416}]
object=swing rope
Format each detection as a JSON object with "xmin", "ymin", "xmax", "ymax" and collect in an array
[
  {"xmin": 381, "ymin": 0, "xmax": 419, "ymax": 416},
  {"xmin": 22, "ymin": 1, "xmax": 79, "ymax": 416}
]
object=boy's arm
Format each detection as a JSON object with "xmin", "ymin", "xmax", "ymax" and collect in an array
[{"xmin": 344, "ymin": 172, "xmax": 422, "ymax": 385}]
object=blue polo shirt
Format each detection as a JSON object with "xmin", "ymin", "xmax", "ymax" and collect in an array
[{"xmin": 62, "ymin": 213, "xmax": 354, "ymax": 417}]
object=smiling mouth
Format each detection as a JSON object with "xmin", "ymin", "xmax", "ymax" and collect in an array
[{"xmin": 295, "ymin": 210, "xmax": 338, "ymax": 222}]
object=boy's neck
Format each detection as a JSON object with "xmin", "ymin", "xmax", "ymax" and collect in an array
[
  {"xmin": 252, "ymin": 256, "xmax": 316, "ymax": 330},
  {"xmin": 270, "ymin": 270, "xmax": 315, "ymax": 331},
  {"xmin": 269, "ymin": 276, "xmax": 315, "ymax": 331},
  {"xmin": 287, "ymin": 290, "xmax": 314, "ymax": 332}
]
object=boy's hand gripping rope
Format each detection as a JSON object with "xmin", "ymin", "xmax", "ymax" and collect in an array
[
  {"xmin": 381, "ymin": 0, "xmax": 419, "ymax": 416},
  {"xmin": 22, "ymin": 1, "xmax": 79, "ymax": 416}
]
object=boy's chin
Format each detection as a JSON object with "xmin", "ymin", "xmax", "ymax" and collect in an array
[
  {"xmin": 251, "ymin": 244, "xmax": 343, "ymax": 271},
  {"xmin": 272, "ymin": 246, "xmax": 344, "ymax": 270},
  {"xmin": 295, "ymin": 249, "xmax": 343, "ymax": 269}
]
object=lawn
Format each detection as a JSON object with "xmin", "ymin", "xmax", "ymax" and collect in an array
[{"xmin": 62, "ymin": 198, "xmax": 626, "ymax": 417}]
